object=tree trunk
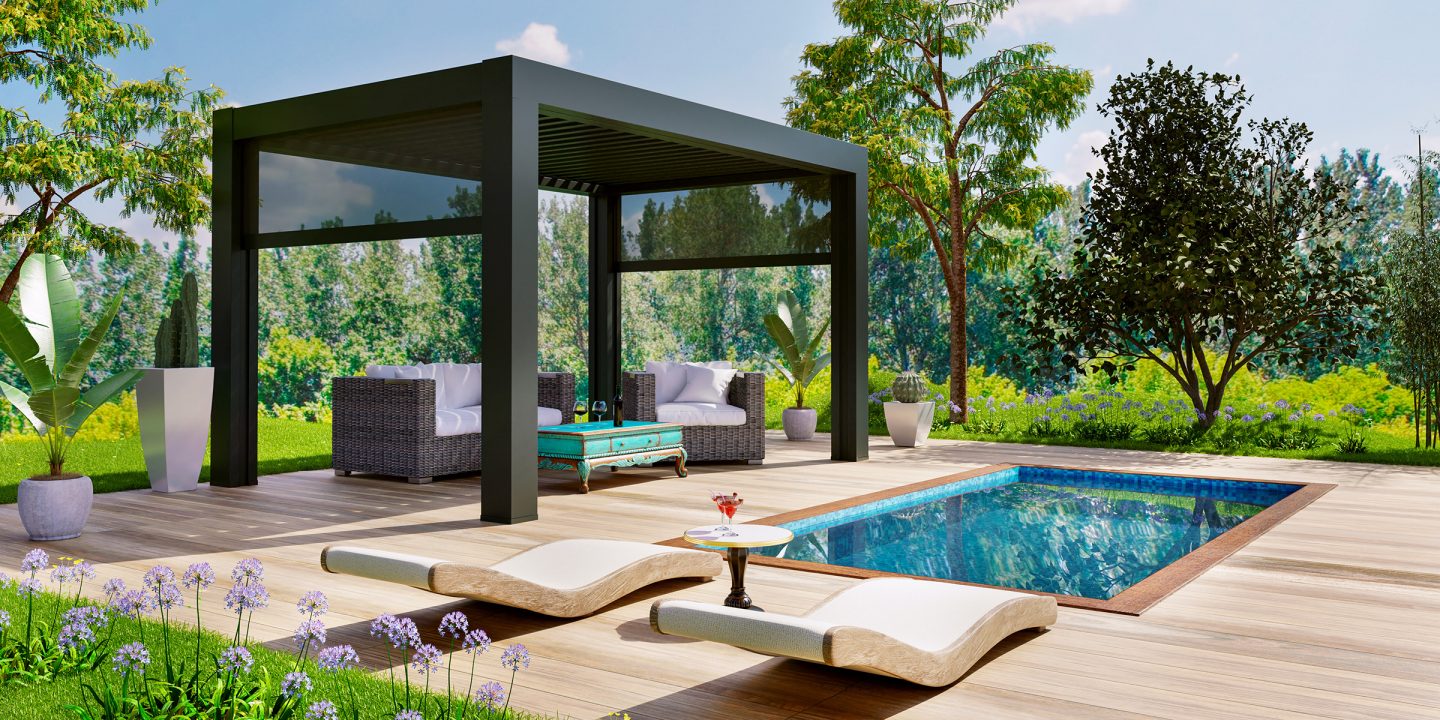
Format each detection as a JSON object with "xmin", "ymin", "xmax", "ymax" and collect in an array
[
  {"xmin": 948, "ymin": 287, "xmax": 967, "ymax": 422},
  {"xmin": 0, "ymin": 243, "xmax": 35, "ymax": 305}
]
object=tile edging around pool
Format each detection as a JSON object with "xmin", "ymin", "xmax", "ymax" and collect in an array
[{"xmin": 656, "ymin": 463, "xmax": 1336, "ymax": 616}]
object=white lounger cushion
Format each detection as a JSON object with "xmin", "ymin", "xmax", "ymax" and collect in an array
[
  {"xmin": 644, "ymin": 360, "xmax": 732, "ymax": 404},
  {"xmin": 651, "ymin": 577, "xmax": 1057, "ymax": 686},
  {"xmin": 322, "ymin": 539, "xmax": 723, "ymax": 618},
  {"xmin": 434, "ymin": 405, "xmax": 564, "ymax": 436},
  {"xmin": 655, "ymin": 402, "xmax": 747, "ymax": 426}
]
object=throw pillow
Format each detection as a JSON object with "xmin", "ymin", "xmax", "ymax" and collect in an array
[
  {"xmin": 674, "ymin": 365, "xmax": 737, "ymax": 404},
  {"xmin": 645, "ymin": 360, "xmax": 688, "ymax": 405}
]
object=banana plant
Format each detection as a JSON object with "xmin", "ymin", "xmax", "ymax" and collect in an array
[
  {"xmin": 0, "ymin": 255, "xmax": 140, "ymax": 477},
  {"xmin": 762, "ymin": 290, "xmax": 831, "ymax": 409}
]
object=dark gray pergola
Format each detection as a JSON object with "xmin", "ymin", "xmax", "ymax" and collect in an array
[{"xmin": 211, "ymin": 56, "xmax": 869, "ymax": 524}]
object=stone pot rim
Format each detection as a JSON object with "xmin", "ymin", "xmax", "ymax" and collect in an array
[{"xmin": 25, "ymin": 473, "xmax": 88, "ymax": 482}]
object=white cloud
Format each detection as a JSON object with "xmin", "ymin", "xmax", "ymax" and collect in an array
[
  {"xmin": 495, "ymin": 23, "xmax": 571, "ymax": 67},
  {"xmin": 1224, "ymin": 52, "xmax": 1241, "ymax": 68},
  {"xmin": 993, "ymin": 0, "xmax": 1129, "ymax": 33},
  {"xmin": 1053, "ymin": 129, "xmax": 1109, "ymax": 186},
  {"xmin": 755, "ymin": 185, "xmax": 777, "ymax": 209}
]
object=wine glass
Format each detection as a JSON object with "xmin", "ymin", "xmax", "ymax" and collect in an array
[
  {"xmin": 573, "ymin": 400, "xmax": 588, "ymax": 424},
  {"xmin": 591, "ymin": 399, "xmax": 608, "ymax": 421},
  {"xmin": 719, "ymin": 497, "xmax": 743, "ymax": 536},
  {"xmin": 709, "ymin": 491, "xmax": 729, "ymax": 530}
]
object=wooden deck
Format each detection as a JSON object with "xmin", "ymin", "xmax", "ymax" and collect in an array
[{"xmin": 2, "ymin": 434, "xmax": 1438, "ymax": 719}]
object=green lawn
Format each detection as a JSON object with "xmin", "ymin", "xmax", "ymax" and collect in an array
[
  {"xmin": 0, "ymin": 419, "xmax": 332, "ymax": 505},
  {"xmin": 0, "ymin": 587, "xmax": 538, "ymax": 719}
]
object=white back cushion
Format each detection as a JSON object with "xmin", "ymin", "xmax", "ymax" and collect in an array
[
  {"xmin": 393, "ymin": 364, "xmax": 446, "ymax": 410},
  {"xmin": 364, "ymin": 364, "xmax": 398, "ymax": 379},
  {"xmin": 646, "ymin": 360, "xmax": 732, "ymax": 405},
  {"xmin": 440, "ymin": 363, "xmax": 483, "ymax": 409},
  {"xmin": 675, "ymin": 365, "xmax": 737, "ymax": 404}
]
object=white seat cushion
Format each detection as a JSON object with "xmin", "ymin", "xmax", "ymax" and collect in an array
[
  {"xmin": 807, "ymin": 577, "xmax": 1037, "ymax": 653},
  {"xmin": 435, "ymin": 405, "xmax": 566, "ymax": 437},
  {"xmin": 644, "ymin": 360, "xmax": 732, "ymax": 404},
  {"xmin": 656, "ymin": 402, "xmax": 747, "ymax": 426}
]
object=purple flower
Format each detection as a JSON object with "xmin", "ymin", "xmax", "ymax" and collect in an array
[
  {"xmin": 231, "ymin": 558, "xmax": 264, "ymax": 583},
  {"xmin": 64, "ymin": 605, "xmax": 109, "ymax": 631},
  {"xmin": 182, "ymin": 563, "xmax": 216, "ymax": 590},
  {"xmin": 1241, "ymin": 414, "xmax": 1254, "ymax": 423},
  {"xmin": 500, "ymin": 643, "xmax": 530, "ymax": 671},
  {"xmin": 474, "ymin": 680, "xmax": 506, "ymax": 709},
  {"xmin": 281, "ymin": 670, "xmax": 312, "ymax": 698},
  {"xmin": 1262, "ymin": 412, "xmax": 1275, "ymax": 422},
  {"xmin": 294, "ymin": 619, "xmax": 327, "ymax": 650},
  {"xmin": 50, "ymin": 564, "xmax": 77, "ymax": 585},
  {"xmin": 305, "ymin": 701, "xmax": 339, "ymax": 720},
  {"xmin": 1275, "ymin": 399, "xmax": 1290, "ymax": 410},
  {"xmin": 58, "ymin": 621, "xmax": 96, "ymax": 651},
  {"xmin": 394, "ymin": 711, "xmax": 424, "ymax": 720},
  {"xmin": 0, "ymin": 573, "xmax": 10, "ymax": 590},
  {"xmin": 102, "ymin": 578, "xmax": 127, "ymax": 601},
  {"xmin": 20, "ymin": 549, "xmax": 48, "ymax": 574},
  {"xmin": 17, "ymin": 577, "xmax": 43, "ymax": 597},
  {"xmin": 224, "ymin": 583, "xmax": 269, "ymax": 614},
  {"xmin": 218, "ymin": 646, "xmax": 253, "ymax": 674},
  {"xmin": 0, "ymin": 610, "xmax": 10, "ymax": 630},
  {"xmin": 143, "ymin": 566, "xmax": 176, "ymax": 589},
  {"xmin": 297, "ymin": 590, "xmax": 328, "ymax": 618},
  {"xmin": 317, "ymin": 644, "xmax": 360, "ymax": 672},
  {"xmin": 438, "ymin": 611, "xmax": 468, "ymax": 639},
  {"xmin": 156, "ymin": 583, "xmax": 185, "ymax": 611},
  {"xmin": 1082, "ymin": 393, "xmax": 1096, "ymax": 401},
  {"xmin": 373, "ymin": 615, "xmax": 420, "ymax": 650},
  {"xmin": 113, "ymin": 588, "xmax": 154, "ymax": 617},
  {"xmin": 1060, "ymin": 413, "xmax": 1071, "ymax": 421},
  {"xmin": 1289, "ymin": 411, "xmax": 1302, "ymax": 421},
  {"xmin": 462, "ymin": 628, "xmax": 491, "ymax": 655},
  {"xmin": 1162, "ymin": 414, "xmax": 1173, "ymax": 422},
  {"xmin": 1097, "ymin": 401, "xmax": 1113, "ymax": 410},
  {"xmin": 1313, "ymin": 413, "xmax": 1325, "ymax": 421},
  {"xmin": 411, "ymin": 643, "xmax": 443, "ymax": 675},
  {"xmin": 112, "ymin": 642, "xmax": 150, "ymax": 674},
  {"xmin": 1301, "ymin": 402, "xmax": 1312, "ymax": 412}
]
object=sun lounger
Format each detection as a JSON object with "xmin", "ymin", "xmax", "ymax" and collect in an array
[
  {"xmin": 321, "ymin": 539, "xmax": 723, "ymax": 618},
  {"xmin": 650, "ymin": 577, "xmax": 1056, "ymax": 686}
]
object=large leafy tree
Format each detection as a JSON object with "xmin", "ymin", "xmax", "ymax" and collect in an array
[
  {"xmin": 786, "ymin": 0, "xmax": 1091, "ymax": 419},
  {"xmin": 0, "ymin": 0, "xmax": 221, "ymax": 303},
  {"xmin": 1013, "ymin": 61, "xmax": 1383, "ymax": 430}
]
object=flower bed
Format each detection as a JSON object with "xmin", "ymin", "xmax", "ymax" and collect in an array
[{"xmin": 0, "ymin": 550, "xmax": 543, "ymax": 720}]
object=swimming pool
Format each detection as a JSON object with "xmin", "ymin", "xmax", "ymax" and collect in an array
[{"xmin": 744, "ymin": 465, "xmax": 1328, "ymax": 613}]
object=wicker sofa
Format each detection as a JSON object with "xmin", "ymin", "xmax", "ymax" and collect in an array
[
  {"xmin": 623, "ymin": 365, "xmax": 765, "ymax": 464},
  {"xmin": 333, "ymin": 366, "xmax": 574, "ymax": 483}
]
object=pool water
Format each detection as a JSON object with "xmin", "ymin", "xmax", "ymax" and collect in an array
[{"xmin": 754, "ymin": 466, "xmax": 1299, "ymax": 600}]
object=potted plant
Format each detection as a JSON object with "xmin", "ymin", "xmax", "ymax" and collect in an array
[
  {"xmin": 884, "ymin": 371, "xmax": 935, "ymax": 447},
  {"xmin": 136, "ymin": 271, "xmax": 212, "ymax": 492},
  {"xmin": 762, "ymin": 290, "xmax": 830, "ymax": 440},
  {"xmin": 0, "ymin": 255, "xmax": 140, "ymax": 540}
]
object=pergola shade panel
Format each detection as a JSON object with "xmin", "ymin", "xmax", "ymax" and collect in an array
[
  {"xmin": 619, "ymin": 179, "xmax": 831, "ymax": 264},
  {"xmin": 256, "ymin": 151, "xmax": 483, "ymax": 233}
]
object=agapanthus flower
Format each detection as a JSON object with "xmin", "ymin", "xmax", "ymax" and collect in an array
[
  {"xmin": 474, "ymin": 680, "xmax": 506, "ymax": 709},
  {"xmin": 411, "ymin": 643, "xmax": 443, "ymax": 675},
  {"xmin": 281, "ymin": 670, "xmax": 312, "ymax": 698},
  {"xmin": 224, "ymin": 583, "xmax": 270, "ymax": 614},
  {"xmin": 64, "ymin": 605, "xmax": 109, "ymax": 631},
  {"xmin": 438, "ymin": 611, "xmax": 468, "ymax": 639},
  {"xmin": 305, "ymin": 700, "xmax": 339, "ymax": 720},
  {"xmin": 1162, "ymin": 414, "xmax": 1173, "ymax": 422},
  {"xmin": 1097, "ymin": 401, "xmax": 1113, "ymax": 410},
  {"xmin": 231, "ymin": 558, "xmax": 264, "ymax": 583},
  {"xmin": 372, "ymin": 615, "xmax": 420, "ymax": 649},
  {"xmin": 1302, "ymin": 402, "xmax": 1312, "ymax": 412},
  {"xmin": 1241, "ymin": 414, "xmax": 1254, "ymax": 423},
  {"xmin": 462, "ymin": 628, "xmax": 491, "ymax": 654},
  {"xmin": 1262, "ymin": 412, "xmax": 1275, "ymax": 422},
  {"xmin": 0, "ymin": 610, "xmax": 10, "ymax": 629},
  {"xmin": 58, "ymin": 621, "xmax": 96, "ymax": 651},
  {"xmin": 317, "ymin": 644, "xmax": 360, "ymax": 672},
  {"xmin": 1313, "ymin": 413, "xmax": 1325, "ymax": 421},
  {"xmin": 394, "ymin": 711, "xmax": 423, "ymax": 720},
  {"xmin": 143, "ymin": 566, "xmax": 176, "ymax": 589},
  {"xmin": 156, "ymin": 583, "xmax": 185, "ymax": 610},
  {"xmin": 113, "ymin": 588, "xmax": 154, "ymax": 617},
  {"xmin": 102, "ymin": 577, "xmax": 127, "ymax": 601},
  {"xmin": 218, "ymin": 646, "xmax": 254, "ymax": 674},
  {"xmin": 294, "ymin": 619, "xmax": 327, "ymax": 649},
  {"xmin": 112, "ymin": 642, "xmax": 150, "ymax": 674},
  {"xmin": 1082, "ymin": 393, "xmax": 1096, "ymax": 401},
  {"xmin": 0, "ymin": 572, "xmax": 10, "ymax": 589},
  {"xmin": 297, "ymin": 590, "xmax": 328, "ymax": 618},
  {"xmin": 182, "ymin": 562, "xmax": 216, "ymax": 590},
  {"xmin": 20, "ymin": 549, "xmax": 48, "ymax": 574},
  {"xmin": 16, "ymin": 577, "xmax": 43, "ymax": 597},
  {"xmin": 1275, "ymin": 399, "xmax": 1290, "ymax": 410},
  {"xmin": 51, "ymin": 564, "xmax": 77, "ymax": 585},
  {"xmin": 500, "ymin": 643, "xmax": 530, "ymax": 671}
]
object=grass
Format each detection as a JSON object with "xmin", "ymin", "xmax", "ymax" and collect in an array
[
  {"xmin": 0, "ymin": 418, "xmax": 332, "ymax": 505},
  {"xmin": 0, "ymin": 584, "xmax": 541, "ymax": 720}
]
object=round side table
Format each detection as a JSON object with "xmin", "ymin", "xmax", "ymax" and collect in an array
[{"xmin": 683, "ymin": 524, "xmax": 793, "ymax": 611}]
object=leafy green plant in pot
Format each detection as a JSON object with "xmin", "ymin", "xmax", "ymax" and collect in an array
[
  {"xmin": 136, "ymin": 269, "xmax": 213, "ymax": 492},
  {"xmin": 0, "ymin": 255, "xmax": 140, "ymax": 540},
  {"xmin": 884, "ymin": 371, "xmax": 935, "ymax": 446},
  {"xmin": 763, "ymin": 290, "xmax": 830, "ymax": 440}
]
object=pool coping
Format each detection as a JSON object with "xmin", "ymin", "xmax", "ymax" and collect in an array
[{"xmin": 659, "ymin": 463, "xmax": 1336, "ymax": 615}]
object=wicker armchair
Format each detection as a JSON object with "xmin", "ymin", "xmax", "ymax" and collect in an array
[
  {"xmin": 332, "ymin": 372, "xmax": 575, "ymax": 483},
  {"xmin": 623, "ymin": 371, "xmax": 765, "ymax": 463}
]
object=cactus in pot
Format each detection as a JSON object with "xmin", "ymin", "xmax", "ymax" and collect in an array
[
  {"xmin": 137, "ymin": 269, "xmax": 213, "ymax": 492},
  {"xmin": 884, "ymin": 370, "xmax": 935, "ymax": 447}
]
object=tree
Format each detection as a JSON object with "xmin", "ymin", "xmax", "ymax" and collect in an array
[
  {"xmin": 1384, "ymin": 138, "xmax": 1440, "ymax": 448},
  {"xmin": 1013, "ymin": 61, "xmax": 1383, "ymax": 430},
  {"xmin": 786, "ymin": 0, "xmax": 1091, "ymax": 420},
  {"xmin": 0, "ymin": 0, "xmax": 222, "ymax": 302}
]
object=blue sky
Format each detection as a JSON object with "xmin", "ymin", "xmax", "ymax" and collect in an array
[{"xmin": 36, "ymin": 0, "xmax": 1440, "ymax": 246}]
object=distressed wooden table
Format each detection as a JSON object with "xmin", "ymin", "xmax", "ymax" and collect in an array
[{"xmin": 537, "ymin": 420, "xmax": 687, "ymax": 493}]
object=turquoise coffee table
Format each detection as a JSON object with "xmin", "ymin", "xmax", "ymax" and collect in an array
[{"xmin": 537, "ymin": 420, "xmax": 687, "ymax": 493}]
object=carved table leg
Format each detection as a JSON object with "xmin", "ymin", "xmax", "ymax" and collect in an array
[
  {"xmin": 723, "ymin": 547, "xmax": 760, "ymax": 611},
  {"xmin": 577, "ymin": 460, "xmax": 591, "ymax": 494},
  {"xmin": 674, "ymin": 448, "xmax": 689, "ymax": 478}
]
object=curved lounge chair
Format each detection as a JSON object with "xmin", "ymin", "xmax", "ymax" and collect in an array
[
  {"xmin": 650, "ymin": 577, "xmax": 1057, "ymax": 686},
  {"xmin": 321, "ymin": 539, "xmax": 722, "ymax": 618}
]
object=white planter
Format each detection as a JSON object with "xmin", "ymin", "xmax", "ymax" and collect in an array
[
  {"xmin": 137, "ymin": 367, "xmax": 214, "ymax": 493},
  {"xmin": 781, "ymin": 407, "xmax": 818, "ymax": 440},
  {"xmin": 884, "ymin": 401, "xmax": 935, "ymax": 447},
  {"xmin": 18, "ymin": 475, "xmax": 94, "ymax": 541}
]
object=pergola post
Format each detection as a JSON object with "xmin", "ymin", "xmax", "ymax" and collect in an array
[
  {"xmin": 479, "ymin": 58, "xmax": 540, "ymax": 523},
  {"xmin": 587, "ymin": 192, "xmax": 621, "ymax": 412},
  {"xmin": 832, "ymin": 171, "xmax": 869, "ymax": 462},
  {"xmin": 211, "ymin": 108, "xmax": 259, "ymax": 487}
]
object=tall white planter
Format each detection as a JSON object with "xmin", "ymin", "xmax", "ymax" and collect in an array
[
  {"xmin": 18, "ymin": 475, "xmax": 93, "ymax": 540},
  {"xmin": 884, "ymin": 401, "xmax": 935, "ymax": 447},
  {"xmin": 137, "ymin": 367, "xmax": 214, "ymax": 493}
]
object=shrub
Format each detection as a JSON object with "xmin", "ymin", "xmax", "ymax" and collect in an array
[
  {"xmin": 1071, "ymin": 418, "xmax": 1136, "ymax": 441},
  {"xmin": 258, "ymin": 327, "xmax": 339, "ymax": 409},
  {"xmin": 1254, "ymin": 424, "xmax": 1322, "ymax": 451},
  {"xmin": 961, "ymin": 418, "xmax": 1008, "ymax": 435},
  {"xmin": 1139, "ymin": 424, "xmax": 1201, "ymax": 446},
  {"xmin": 1336, "ymin": 429, "xmax": 1369, "ymax": 454}
]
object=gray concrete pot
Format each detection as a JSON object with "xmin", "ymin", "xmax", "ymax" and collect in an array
[
  {"xmin": 137, "ymin": 367, "xmax": 213, "ymax": 493},
  {"xmin": 782, "ymin": 407, "xmax": 817, "ymax": 440},
  {"xmin": 17, "ymin": 475, "xmax": 94, "ymax": 541},
  {"xmin": 884, "ymin": 401, "xmax": 935, "ymax": 447}
]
